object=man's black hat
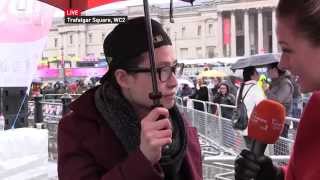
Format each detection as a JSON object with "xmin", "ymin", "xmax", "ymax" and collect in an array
[{"xmin": 100, "ymin": 17, "xmax": 172, "ymax": 83}]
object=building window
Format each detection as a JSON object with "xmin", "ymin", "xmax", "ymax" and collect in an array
[
  {"xmin": 197, "ymin": 25, "xmax": 201, "ymax": 36},
  {"xmin": 54, "ymin": 38, "xmax": 58, "ymax": 48},
  {"xmin": 88, "ymin": 33, "xmax": 93, "ymax": 43},
  {"xmin": 182, "ymin": 26, "xmax": 186, "ymax": 38},
  {"xmin": 236, "ymin": 15, "xmax": 243, "ymax": 32},
  {"xmin": 196, "ymin": 47, "xmax": 202, "ymax": 58},
  {"xmin": 208, "ymin": 24, "xmax": 213, "ymax": 35},
  {"xmin": 206, "ymin": 46, "xmax": 215, "ymax": 58},
  {"xmin": 69, "ymin": 35, "xmax": 73, "ymax": 44},
  {"xmin": 267, "ymin": 15, "xmax": 272, "ymax": 31},
  {"xmin": 180, "ymin": 48, "xmax": 188, "ymax": 59}
]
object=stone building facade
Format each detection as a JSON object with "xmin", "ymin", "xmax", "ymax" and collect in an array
[{"xmin": 43, "ymin": 0, "xmax": 279, "ymax": 63}]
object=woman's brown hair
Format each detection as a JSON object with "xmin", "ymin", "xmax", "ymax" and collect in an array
[{"xmin": 277, "ymin": 0, "xmax": 320, "ymax": 46}]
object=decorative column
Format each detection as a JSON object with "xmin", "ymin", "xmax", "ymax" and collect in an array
[
  {"xmin": 76, "ymin": 30, "xmax": 81, "ymax": 64},
  {"xmin": 244, "ymin": 9, "xmax": 250, "ymax": 56},
  {"xmin": 272, "ymin": 8, "xmax": 278, "ymax": 53},
  {"xmin": 231, "ymin": 10, "xmax": 237, "ymax": 57},
  {"xmin": 258, "ymin": 8, "xmax": 264, "ymax": 54},
  {"xmin": 79, "ymin": 25, "xmax": 87, "ymax": 59},
  {"xmin": 217, "ymin": 11, "xmax": 223, "ymax": 57}
]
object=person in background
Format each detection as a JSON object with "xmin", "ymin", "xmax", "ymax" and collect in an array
[
  {"xmin": 57, "ymin": 17, "xmax": 202, "ymax": 180},
  {"xmin": 266, "ymin": 62, "xmax": 293, "ymax": 115},
  {"xmin": 210, "ymin": 77, "xmax": 222, "ymax": 98},
  {"xmin": 76, "ymin": 79, "xmax": 88, "ymax": 94},
  {"xmin": 212, "ymin": 82, "xmax": 236, "ymax": 119},
  {"xmin": 207, "ymin": 77, "xmax": 222, "ymax": 113},
  {"xmin": 180, "ymin": 84, "xmax": 193, "ymax": 106},
  {"xmin": 68, "ymin": 81, "xmax": 78, "ymax": 94},
  {"xmin": 190, "ymin": 78, "xmax": 209, "ymax": 111},
  {"xmin": 234, "ymin": 0, "xmax": 320, "ymax": 179},
  {"xmin": 257, "ymin": 74, "xmax": 269, "ymax": 95},
  {"xmin": 54, "ymin": 81, "xmax": 66, "ymax": 96},
  {"xmin": 223, "ymin": 76, "xmax": 238, "ymax": 97},
  {"xmin": 212, "ymin": 82, "xmax": 236, "ymax": 148},
  {"xmin": 266, "ymin": 62, "xmax": 293, "ymax": 155},
  {"xmin": 236, "ymin": 66, "xmax": 266, "ymax": 149},
  {"xmin": 289, "ymin": 75, "xmax": 303, "ymax": 129}
]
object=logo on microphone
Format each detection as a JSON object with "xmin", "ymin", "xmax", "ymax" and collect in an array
[
  {"xmin": 251, "ymin": 112, "xmax": 268, "ymax": 131},
  {"xmin": 272, "ymin": 118, "xmax": 283, "ymax": 131}
]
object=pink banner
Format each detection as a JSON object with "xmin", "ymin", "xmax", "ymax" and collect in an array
[
  {"xmin": 65, "ymin": 67, "xmax": 107, "ymax": 77},
  {"xmin": 37, "ymin": 68, "xmax": 59, "ymax": 78}
]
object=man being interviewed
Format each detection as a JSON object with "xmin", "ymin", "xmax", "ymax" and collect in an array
[{"xmin": 57, "ymin": 17, "xmax": 202, "ymax": 180}]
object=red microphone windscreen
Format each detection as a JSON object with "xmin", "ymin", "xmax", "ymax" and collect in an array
[{"xmin": 248, "ymin": 99, "xmax": 286, "ymax": 144}]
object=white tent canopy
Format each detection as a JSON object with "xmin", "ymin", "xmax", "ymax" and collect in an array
[{"xmin": 178, "ymin": 57, "xmax": 244, "ymax": 66}]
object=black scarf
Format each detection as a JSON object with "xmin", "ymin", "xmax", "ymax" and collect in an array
[{"xmin": 94, "ymin": 81, "xmax": 187, "ymax": 180}]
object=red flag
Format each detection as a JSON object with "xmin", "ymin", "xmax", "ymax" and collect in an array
[{"xmin": 223, "ymin": 17, "xmax": 231, "ymax": 45}]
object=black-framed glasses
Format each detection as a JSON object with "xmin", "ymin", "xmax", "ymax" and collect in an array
[{"xmin": 124, "ymin": 63, "xmax": 178, "ymax": 82}]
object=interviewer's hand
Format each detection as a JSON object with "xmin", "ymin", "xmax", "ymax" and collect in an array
[
  {"xmin": 235, "ymin": 149, "xmax": 284, "ymax": 180},
  {"xmin": 139, "ymin": 107, "xmax": 172, "ymax": 165}
]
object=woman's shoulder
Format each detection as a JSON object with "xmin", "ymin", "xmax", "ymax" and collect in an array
[
  {"xmin": 228, "ymin": 93, "xmax": 236, "ymax": 99},
  {"xmin": 243, "ymin": 81, "xmax": 258, "ymax": 92},
  {"xmin": 244, "ymin": 80, "xmax": 257, "ymax": 86}
]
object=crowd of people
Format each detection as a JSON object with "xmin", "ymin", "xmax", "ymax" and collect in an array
[
  {"xmin": 176, "ymin": 64, "xmax": 307, "ymax": 153},
  {"xmin": 30, "ymin": 77, "xmax": 101, "ymax": 97},
  {"xmin": 177, "ymin": 67, "xmax": 304, "ymax": 120},
  {"xmin": 26, "ymin": 0, "xmax": 320, "ymax": 179}
]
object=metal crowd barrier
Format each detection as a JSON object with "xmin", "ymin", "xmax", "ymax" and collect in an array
[
  {"xmin": 41, "ymin": 101, "xmax": 63, "ymax": 161},
  {"xmin": 26, "ymin": 95, "xmax": 299, "ymax": 179},
  {"xmin": 27, "ymin": 101, "xmax": 35, "ymax": 122},
  {"xmin": 176, "ymin": 97, "xmax": 299, "ymax": 180},
  {"xmin": 27, "ymin": 95, "xmax": 65, "ymax": 161},
  {"xmin": 43, "ymin": 93, "xmax": 81, "ymax": 102}
]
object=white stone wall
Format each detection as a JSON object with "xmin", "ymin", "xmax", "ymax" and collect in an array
[{"xmin": 43, "ymin": 0, "xmax": 278, "ymax": 62}]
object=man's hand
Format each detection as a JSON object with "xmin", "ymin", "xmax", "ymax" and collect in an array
[
  {"xmin": 235, "ymin": 149, "xmax": 284, "ymax": 180},
  {"xmin": 139, "ymin": 107, "xmax": 172, "ymax": 164}
]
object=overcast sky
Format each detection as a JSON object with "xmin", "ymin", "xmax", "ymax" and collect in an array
[{"xmin": 54, "ymin": 0, "xmax": 192, "ymax": 17}]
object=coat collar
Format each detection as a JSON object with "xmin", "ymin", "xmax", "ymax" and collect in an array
[{"xmin": 69, "ymin": 87, "xmax": 101, "ymax": 121}]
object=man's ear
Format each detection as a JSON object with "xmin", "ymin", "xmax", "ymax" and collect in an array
[{"xmin": 114, "ymin": 69, "xmax": 131, "ymax": 88}]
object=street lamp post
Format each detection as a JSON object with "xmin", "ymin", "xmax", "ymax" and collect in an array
[{"xmin": 61, "ymin": 46, "xmax": 66, "ymax": 83}]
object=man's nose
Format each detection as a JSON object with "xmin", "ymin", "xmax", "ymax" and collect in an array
[{"xmin": 167, "ymin": 72, "xmax": 178, "ymax": 87}]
